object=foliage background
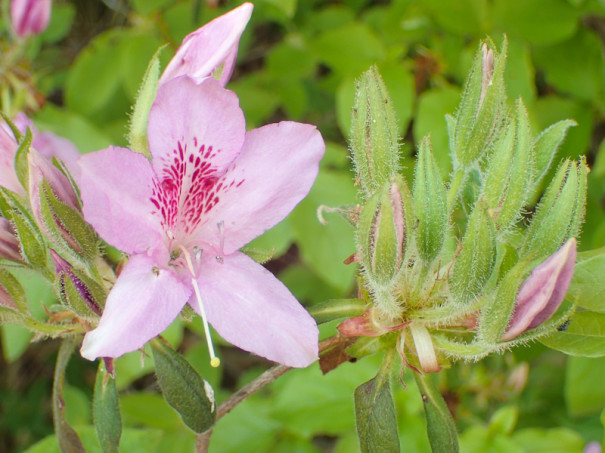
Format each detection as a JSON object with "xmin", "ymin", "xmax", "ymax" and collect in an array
[{"xmin": 1, "ymin": 0, "xmax": 605, "ymax": 451}]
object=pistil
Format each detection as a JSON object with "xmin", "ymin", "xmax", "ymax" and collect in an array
[{"xmin": 178, "ymin": 244, "xmax": 220, "ymax": 367}]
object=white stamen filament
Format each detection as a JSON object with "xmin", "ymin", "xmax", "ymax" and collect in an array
[
  {"xmin": 178, "ymin": 245, "xmax": 220, "ymax": 367},
  {"xmin": 216, "ymin": 221, "xmax": 225, "ymax": 263}
]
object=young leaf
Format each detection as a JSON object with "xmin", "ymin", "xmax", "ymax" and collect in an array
[
  {"xmin": 93, "ymin": 363, "xmax": 122, "ymax": 453},
  {"xmin": 127, "ymin": 45, "xmax": 165, "ymax": 158},
  {"xmin": 414, "ymin": 373, "xmax": 459, "ymax": 453},
  {"xmin": 151, "ymin": 339, "xmax": 216, "ymax": 433},
  {"xmin": 354, "ymin": 352, "xmax": 400, "ymax": 453}
]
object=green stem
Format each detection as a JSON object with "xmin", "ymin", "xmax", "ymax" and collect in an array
[{"xmin": 23, "ymin": 316, "xmax": 84, "ymax": 336}]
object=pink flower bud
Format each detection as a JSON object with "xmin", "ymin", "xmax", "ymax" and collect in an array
[
  {"xmin": 50, "ymin": 249, "xmax": 101, "ymax": 316},
  {"xmin": 11, "ymin": 0, "xmax": 52, "ymax": 37},
  {"xmin": 337, "ymin": 308, "xmax": 409, "ymax": 337},
  {"xmin": 501, "ymin": 238, "xmax": 577, "ymax": 341},
  {"xmin": 159, "ymin": 2, "xmax": 253, "ymax": 87},
  {"xmin": 0, "ymin": 218, "xmax": 23, "ymax": 263}
]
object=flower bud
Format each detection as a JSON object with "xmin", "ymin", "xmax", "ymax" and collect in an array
[
  {"xmin": 357, "ymin": 179, "xmax": 407, "ymax": 288},
  {"xmin": 337, "ymin": 307, "xmax": 409, "ymax": 337},
  {"xmin": 480, "ymin": 239, "xmax": 576, "ymax": 343},
  {"xmin": 412, "ymin": 136, "xmax": 447, "ymax": 263},
  {"xmin": 0, "ymin": 121, "xmax": 26, "ymax": 196},
  {"xmin": 482, "ymin": 99, "xmax": 533, "ymax": 233},
  {"xmin": 28, "ymin": 150, "xmax": 98, "ymax": 263},
  {"xmin": 10, "ymin": 0, "xmax": 52, "ymax": 37},
  {"xmin": 450, "ymin": 40, "xmax": 506, "ymax": 166},
  {"xmin": 0, "ymin": 267, "xmax": 27, "ymax": 312},
  {"xmin": 350, "ymin": 66, "xmax": 400, "ymax": 197},
  {"xmin": 450, "ymin": 203, "xmax": 497, "ymax": 305},
  {"xmin": 522, "ymin": 158, "xmax": 587, "ymax": 257},
  {"xmin": 0, "ymin": 218, "xmax": 23, "ymax": 263},
  {"xmin": 51, "ymin": 250, "xmax": 103, "ymax": 318},
  {"xmin": 501, "ymin": 238, "xmax": 576, "ymax": 341}
]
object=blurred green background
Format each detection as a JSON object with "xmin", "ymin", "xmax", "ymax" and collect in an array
[{"xmin": 1, "ymin": 0, "xmax": 605, "ymax": 451}]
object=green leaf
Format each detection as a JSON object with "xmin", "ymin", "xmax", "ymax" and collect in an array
[
  {"xmin": 52, "ymin": 338, "xmax": 85, "ymax": 453},
  {"xmin": 290, "ymin": 169, "xmax": 357, "ymax": 292},
  {"xmin": 355, "ymin": 371, "xmax": 400, "ymax": 452},
  {"xmin": 565, "ymin": 356, "xmax": 605, "ymax": 416},
  {"xmin": 93, "ymin": 363, "xmax": 122, "ymax": 453},
  {"xmin": 540, "ymin": 311, "xmax": 605, "ymax": 357},
  {"xmin": 420, "ymin": 0, "xmax": 489, "ymax": 36},
  {"xmin": 568, "ymin": 247, "xmax": 605, "ymax": 312},
  {"xmin": 533, "ymin": 28, "xmax": 604, "ymax": 102},
  {"xmin": 492, "ymin": 0, "xmax": 580, "ymax": 45},
  {"xmin": 151, "ymin": 339, "xmax": 216, "ymax": 433},
  {"xmin": 308, "ymin": 298, "xmax": 366, "ymax": 324},
  {"xmin": 511, "ymin": 427, "xmax": 584, "ymax": 453},
  {"xmin": 414, "ymin": 373, "xmax": 459, "ymax": 453},
  {"xmin": 309, "ymin": 23, "xmax": 385, "ymax": 77}
]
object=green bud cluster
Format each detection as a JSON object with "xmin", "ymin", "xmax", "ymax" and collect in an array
[{"xmin": 344, "ymin": 38, "xmax": 587, "ymax": 370}]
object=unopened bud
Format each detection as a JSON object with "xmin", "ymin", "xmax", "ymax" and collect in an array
[
  {"xmin": 480, "ymin": 239, "xmax": 576, "ymax": 343},
  {"xmin": 11, "ymin": 0, "xmax": 51, "ymax": 37},
  {"xmin": 450, "ymin": 203, "xmax": 497, "ymax": 304},
  {"xmin": 337, "ymin": 307, "xmax": 409, "ymax": 337},
  {"xmin": 51, "ymin": 250, "xmax": 103, "ymax": 318},
  {"xmin": 350, "ymin": 66, "xmax": 400, "ymax": 197},
  {"xmin": 0, "ymin": 218, "xmax": 24, "ymax": 263},
  {"xmin": 522, "ymin": 158, "xmax": 587, "ymax": 257},
  {"xmin": 451, "ymin": 39, "xmax": 506, "ymax": 166},
  {"xmin": 413, "ymin": 136, "xmax": 447, "ymax": 263},
  {"xmin": 0, "ymin": 267, "xmax": 27, "ymax": 312},
  {"xmin": 29, "ymin": 150, "xmax": 98, "ymax": 264},
  {"xmin": 357, "ymin": 179, "xmax": 407, "ymax": 287},
  {"xmin": 482, "ymin": 99, "xmax": 533, "ymax": 233},
  {"xmin": 501, "ymin": 238, "xmax": 576, "ymax": 341}
]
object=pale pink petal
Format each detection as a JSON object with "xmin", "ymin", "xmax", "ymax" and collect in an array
[
  {"xmin": 194, "ymin": 251, "xmax": 318, "ymax": 367},
  {"xmin": 159, "ymin": 3, "xmax": 253, "ymax": 87},
  {"xmin": 196, "ymin": 121, "xmax": 324, "ymax": 253},
  {"xmin": 0, "ymin": 125, "xmax": 25, "ymax": 195},
  {"xmin": 502, "ymin": 238, "xmax": 577, "ymax": 341},
  {"xmin": 11, "ymin": 0, "xmax": 51, "ymax": 37},
  {"xmin": 148, "ymin": 76, "xmax": 245, "ymax": 178},
  {"xmin": 78, "ymin": 146, "xmax": 163, "ymax": 254},
  {"xmin": 80, "ymin": 254, "xmax": 191, "ymax": 360}
]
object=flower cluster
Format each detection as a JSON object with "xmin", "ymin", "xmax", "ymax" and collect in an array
[{"xmin": 335, "ymin": 41, "xmax": 586, "ymax": 373}]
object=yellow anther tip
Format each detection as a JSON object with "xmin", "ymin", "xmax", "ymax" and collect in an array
[{"xmin": 210, "ymin": 357, "xmax": 221, "ymax": 368}]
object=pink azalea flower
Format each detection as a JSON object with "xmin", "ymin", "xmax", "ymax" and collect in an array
[
  {"xmin": 78, "ymin": 76, "xmax": 324, "ymax": 368},
  {"xmin": 501, "ymin": 238, "xmax": 577, "ymax": 341},
  {"xmin": 159, "ymin": 2, "xmax": 253, "ymax": 87},
  {"xmin": 11, "ymin": 0, "xmax": 52, "ymax": 37}
]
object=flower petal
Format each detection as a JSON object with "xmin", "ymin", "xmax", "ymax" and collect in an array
[
  {"xmin": 159, "ymin": 3, "xmax": 253, "ymax": 87},
  {"xmin": 197, "ymin": 121, "xmax": 324, "ymax": 253},
  {"xmin": 0, "ymin": 124, "xmax": 25, "ymax": 195},
  {"xmin": 78, "ymin": 146, "xmax": 163, "ymax": 254},
  {"xmin": 148, "ymin": 76, "xmax": 245, "ymax": 178},
  {"xmin": 502, "ymin": 238, "xmax": 577, "ymax": 341},
  {"xmin": 80, "ymin": 254, "xmax": 191, "ymax": 360},
  {"xmin": 194, "ymin": 251, "xmax": 318, "ymax": 368}
]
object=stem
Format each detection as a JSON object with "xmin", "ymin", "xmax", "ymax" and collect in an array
[{"xmin": 194, "ymin": 335, "xmax": 350, "ymax": 452}]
